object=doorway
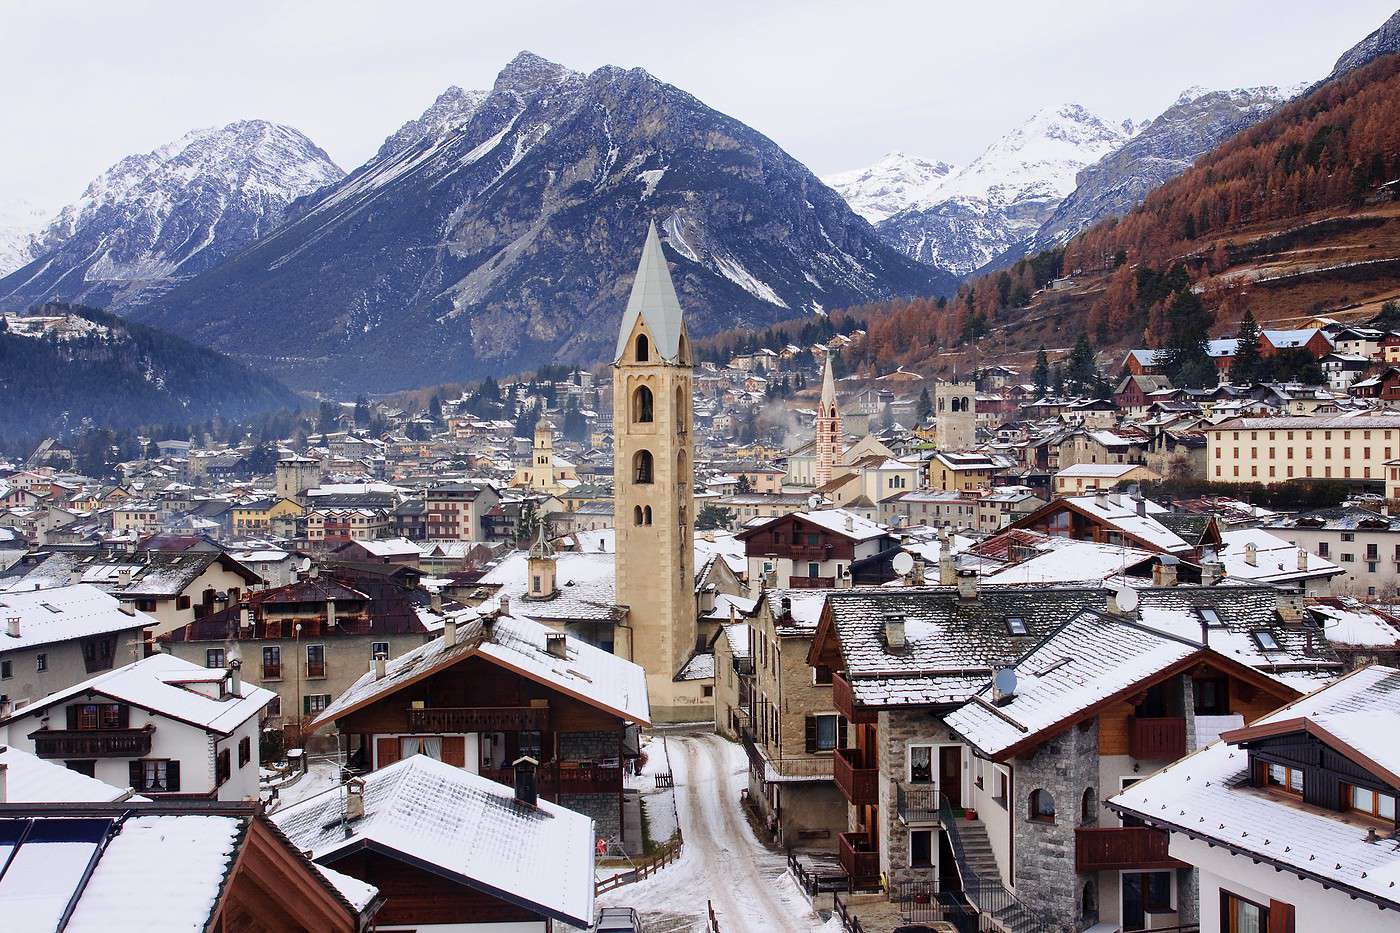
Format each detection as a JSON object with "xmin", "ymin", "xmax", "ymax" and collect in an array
[{"xmin": 940, "ymin": 746, "xmax": 963, "ymax": 809}]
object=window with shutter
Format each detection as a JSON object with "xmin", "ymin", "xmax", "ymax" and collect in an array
[{"xmin": 804, "ymin": 715, "xmax": 817, "ymax": 754}]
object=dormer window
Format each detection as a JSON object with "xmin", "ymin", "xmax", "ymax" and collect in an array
[
  {"xmin": 1265, "ymin": 763, "xmax": 1304, "ymax": 795},
  {"xmin": 1346, "ymin": 785, "xmax": 1397, "ymax": 822},
  {"xmin": 1006, "ymin": 617, "xmax": 1027, "ymax": 636},
  {"xmin": 1251, "ymin": 630, "xmax": 1280, "ymax": 652}
]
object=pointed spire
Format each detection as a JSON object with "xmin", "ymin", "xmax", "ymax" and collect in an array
[
  {"xmin": 529, "ymin": 520, "xmax": 555, "ymax": 560},
  {"xmin": 614, "ymin": 221, "xmax": 687, "ymax": 364},
  {"xmin": 821, "ymin": 353, "xmax": 837, "ymax": 407}
]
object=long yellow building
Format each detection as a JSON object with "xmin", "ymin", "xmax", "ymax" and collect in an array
[{"xmin": 1207, "ymin": 415, "xmax": 1400, "ymax": 484}]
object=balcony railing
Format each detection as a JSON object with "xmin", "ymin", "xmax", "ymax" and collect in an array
[
  {"xmin": 788, "ymin": 576, "xmax": 835, "ymax": 589},
  {"xmin": 785, "ymin": 545, "xmax": 832, "ymax": 560},
  {"xmin": 478, "ymin": 759, "xmax": 622, "ymax": 795},
  {"xmin": 896, "ymin": 782, "xmax": 940, "ymax": 824},
  {"xmin": 833, "ymin": 747, "xmax": 878, "ymax": 806},
  {"xmin": 837, "ymin": 831, "xmax": 881, "ymax": 891},
  {"xmin": 407, "ymin": 706, "xmax": 550, "ymax": 733},
  {"xmin": 833, "ymin": 672, "xmax": 876, "ymax": 724},
  {"xmin": 31, "ymin": 726, "xmax": 153, "ymax": 759},
  {"xmin": 1075, "ymin": 826, "xmax": 1182, "ymax": 872},
  {"xmin": 1130, "ymin": 716, "xmax": 1186, "ymax": 761}
]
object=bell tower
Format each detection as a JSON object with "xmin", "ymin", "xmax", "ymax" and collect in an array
[
  {"xmin": 613, "ymin": 221, "xmax": 696, "ymax": 722},
  {"xmin": 815, "ymin": 353, "xmax": 843, "ymax": 486}
]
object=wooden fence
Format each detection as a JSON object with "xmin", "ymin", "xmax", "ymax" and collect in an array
[{"xmin": 594, "ymin": 832, "xmax": 684, "ymax": 894}]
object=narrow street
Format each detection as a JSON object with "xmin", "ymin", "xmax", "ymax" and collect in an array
[{"xmin": 599, "ymin": 732, "xmax": 833, "ymax": 933}]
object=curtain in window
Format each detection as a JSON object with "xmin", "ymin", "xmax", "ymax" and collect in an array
[{"xmin": 400, "ymin": 736, "xmax": 444, "ymax": 760}]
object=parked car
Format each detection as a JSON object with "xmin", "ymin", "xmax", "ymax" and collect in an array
[{"xmin": 594, "ymin": 906, "xmax": 645, "ymax": 933}]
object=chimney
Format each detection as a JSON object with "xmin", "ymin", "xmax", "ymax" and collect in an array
[
  {"xmin": 430, "ymin": 592, "xmax": 443, "ymax": 613},
  {"xmin": 373, "ymin": 652, "xmax": 387, "ymax": 679},
  {"xmin": 939, "ymin": 551, "xmax": 956, "ymax": 586},
  {"xmin": 0, "ymin": 762, "xmax": 6, "ymax": 804},
  {"xmin": 1276, "ymin": 592, "xmax": 1306, "ymax": 624},
  {"xmin": 1200, "ymin": 615, "xmax": 1210, "ymax": 647},
  {"xmin": 844, "ymin": 514, "xmax": 854, "ymax": 533},
  {"xmin": 1297, "ymin": 548, "xmax": 1308, "ymax": 572},
  {"xmin": 1244, "ymin": 542, "xmax": 1258, "ymax": 566},
  {"xmin": 345, "ymin": 776, "xmax": 366, "ymax": 822},
  {"xmin": 1109, "ymin": 491, "xmax": 1122, "ymax": 507},
  {"xmin": 1134, "ymin": 496, "xmax": 1147, "ymax": 517},
  {"xmin": 957, "ymin": 570, "xmax": 978, "ymax": 601},
  {"xmin": 1094, "ymin": 491, "xmax": 1108, "ymax": 509},
  {"xmin": 6, "ymin": 615, "xmax": 19, "ymax": 638},
  {"xmin": 309, "ymin": 564, "xmax": 320, "ymax": 578},
  {"xmin": 1152, "ymin": 556, "xmax": 1178, "ymax": 588},
  {"xmin": 513, "ymin": 756, "xmax": 539, "ymax": 806},
  {"xmin": 1202, "ymin": 560, "xmax": 1223, "ymax": 586},
  {"xmin": 499, "ymin": 595, "xmax": 510, "ymax": 617},
  {"xmin": 68, "ymin": 568, "xmax": 82, "ymax": 586},
  {"xmin": 546, "ymin": 632, "xmax": 568, "ymax": 659},
  {"xmin": 117, "ymin": 566, "xmax": 132, "ymax": 586},
  {"xmin": 240, "ymin": 605, "xmax": 252, "ymax": 632},
  {"xmin": 326, "ymin": 599, "xmax": 337, "ymax": 628},
  {"xmin": 780, "ymin": 596, "xmax": 792, "ymax": 618},
  {"xmin": 443, "ymin": 618, "xmax": 457, "ymax": 647},
  {"xmin": 883, "ymin": 614, "xmax": 906, "ymax": 650},
  {"xmin": 227, "ymin": 659, "xmax": 242, "ymax": 696}
]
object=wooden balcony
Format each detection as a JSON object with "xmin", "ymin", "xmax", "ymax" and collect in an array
[
  {"xmin": 785, "ymin": 545, "xmax": 832, "ymax": 560},
  {"xmin": 1075, "ymin": 826, "xmax": 1183, "ymax": 872},
  {"xmin": 788, "ymin": 576, "xmax": 835, "ymax": 589},
  {"xmin": 478, "ymin": 759, "xmax": 621, "ymax": 795},
  {"xmin": 833, "ymin": 671, "xmax": 876, "ymax": 724},
  {"xmin": 1130, "ymin": 716, "xmax": 1186, "ymax": 761},
  {"xmin": 838, "ymin": 831, "xmax": 881, "ymax": 890},
  {"xmin": 833, "ymin": 746, "xmax": 878, "ymax": 806},
  {"xmin": 31, "ymin": 726, "xmax": 153, "ymax": 759},
  {"xmin": 406, "ymin": 705, "xmax": 549, "ymax": 733}
]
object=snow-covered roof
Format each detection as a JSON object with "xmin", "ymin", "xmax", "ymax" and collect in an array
[
  {"xmin": 481, "ymin": 550, "xmax": 619, "ymax": 622},
  {"xmin": 1216, "ymin": 528, "xmax": 1342, "ymax": 584},
  {"xmin": 1308, "ymin": 598, "xmax": 1400, "ymax": 648},
  {"xmin": 0, "ymin": 584, "xmax": 151, "ymax": 653},
  {"xmin": 786, "ymin": 508, "xmax": 888, "ymax": 542},
  {"xmin": 273, "ymin": 754, "xmax": 595, "ymax": 928},
  {"xmin": 980, "ymin": 537, "xmax": 1157, "ymax": 586},
  {"xmin": 1055, "ymin": 462, "xmax": 1146, "ymax": 478},
  {"xmin": 315, "ymin": 864, "xmax": 380, "ymax": 914},
  {"xmin": 0, "ymin": 745, "xmax": 136, "ymax": 802},
  {"xmin": 2, "ymin": 653, "xmax": 275, "ymax": 736},
  {"xmin": 345, "ymin": 536, "xmax": 421, "ymax": 557},
  {"xmin": 677, "ymin": 652, "xmax": 715, "ymax": 681},
  {"xmin": 1109, "ymin": 665, "xmax": 1400, "ymax": 911},
  {"xmin": 1055, "ymin": 494, "xmax": 1196, "ymax": 554},
  {"xmin": 945, "ymin": 612, "xmax": 1202, "ymax": 757},
  {"xmin": 315, "ymin": 607, "xmax": 649, "ymax": 727}
]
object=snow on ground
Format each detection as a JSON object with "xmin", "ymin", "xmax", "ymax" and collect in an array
[
  {"xmin": 631, "ymin": 735, "xmax": 679, "ymax": 845},
  {"xmin": 600, "ymin": 732, "xmax": 827, "ymax": 933},
  {"xmin": 263, "ymin": 754, "xmax": 343, "ymax": 812}
]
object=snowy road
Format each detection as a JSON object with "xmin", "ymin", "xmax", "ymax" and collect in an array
[{"xmin": 600, "ymin": 732, "xmax": 831, "ymax": 933}]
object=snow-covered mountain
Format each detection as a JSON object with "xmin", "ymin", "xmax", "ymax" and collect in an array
[
  {"xmin": 822, "ymin": 152, "xmax": 957, "ymax": 224},
  {"xmin": 1023, "ymin": 85, "xmax": 1293, "ymax": 254},
  {"xmin": 0, "ymin": 197, "xmax": 51, "ymax": 278},
  {"xmin": 0, "ymin": 121, "xmax": 344, "ymax": 310},
  {"xmin": 871, "ymin": 104, "xmax": 1132, "ymax": 276},
  {"xmin": 1325, "ymin": 8, "xmax": 1400, "ymax": 82},
  {"xmin": 126, "ymin": 52, "xmax": 952, "ymax": 393},
  {"xmin": 375, "ymin": 85, "xmax": 488, "ymax": 161}
]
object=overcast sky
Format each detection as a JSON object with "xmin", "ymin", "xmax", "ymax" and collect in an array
[{"xmin": 3, "ymin": 1, "xmax": 1397, "ymax": 212}]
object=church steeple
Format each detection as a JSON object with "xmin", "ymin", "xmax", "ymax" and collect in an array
[
  {"xmin": 613, "ymin": 221, "xmax": 698, "ymax": 722},
  {"xmin": 815, "ymin": 353, "xmax": 843, "ymax": 486},
  {"xmin": 614, "ymin": 221, "xmax": 688, "ymax": 365}
]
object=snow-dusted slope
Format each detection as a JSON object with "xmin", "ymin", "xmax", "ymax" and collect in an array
[
  {"xmin": 0, "ymin": 121, "xmax": 344, "ymax": 310},
  {"xmin": 822, "ymin": 152, "xmax": 957, "ymax": 224},
  {"xmin": 1024, "ymin": 86, "xmax": 1292, "ymax": 254},
  {"xmin": 874, "ymin": 104, "xmax": 1131, "ymax": 276},
  {"xmin": 375, "ymin": 85, "xmax": 488, "ymax": 160},
  {"xmin": 0, "ymin": 197, "xmax": 50, "ymax": 278},
  {"xmin": 127, "ymin": 52, "xmax": 951, "ymax": 392}
]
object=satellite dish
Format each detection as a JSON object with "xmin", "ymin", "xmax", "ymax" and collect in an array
[
  {"xmin": 993, "ymin": 667, "xmax": 1019, "ymax": 698},
  {"xmin": 1114, "ymin": 587, "xmax": 1140, "ymax": 613},
  {"xmin": 892, "ymin": 552, "xmax": 915, "ymax": 576}
]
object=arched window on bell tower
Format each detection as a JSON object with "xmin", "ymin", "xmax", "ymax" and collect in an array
[
  {"xmin": 633, "ymin": 385, "xmax": 654, "ymax": 423},
  {"xmin": 634, "ymin": 505, "xmax": 643, "ymax": 526},
  {"xmin": 635, "ymin": 333, "xmax": 650, "ymax": 362},
  {"xmin": 633, "ymin": 449, "xmax": 654, "ymax": 484}
]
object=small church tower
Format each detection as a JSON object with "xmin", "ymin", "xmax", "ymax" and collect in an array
[
  {"xmin": 934, "ymin": 379, "xmax": 977, "ymax": 451},
  {"xmin": 526, "ymin": 523, "xmax": 557, "ymax": 600},
  {"xmin": 531, "ymin": 419, "xmax": 557, "ymax": 491},
  {"xmin": 613, "ymin": 221, "xmax": 697, "ymax": 722},
  {"xmin": 815, "ymin": 353, "xmax": 843, "ymax": 486}
]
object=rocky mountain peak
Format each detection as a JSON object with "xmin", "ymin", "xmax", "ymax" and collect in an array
[
  {"xmin": 822, "ymin": 151, "xmax": 958, "ymax": 224},
  {"xmin": 376, "ymin": 85, "xmax": 488, "ymax": 160},
  {"xmin": 493, "ymin": 51, "xmax": 580, "ymax": 97},
  {"xmin": 1327, "ymin": 8, "xmax": 1400, "ymax": 81}
]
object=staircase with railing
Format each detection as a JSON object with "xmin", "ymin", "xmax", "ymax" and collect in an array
[{"xmin": 938, "ymin": 794, "xmax": 1052, "ymax": 933}]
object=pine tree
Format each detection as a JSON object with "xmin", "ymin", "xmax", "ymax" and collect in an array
[
  {"xmin": 1228, "ymin": 310, "xmax": 1264, "ymax": 385},
  {"xmin": 1065, "ymin": 335, "xmax": 1098, "ymax": 395},
  {"xmin": 1161, "ymin": 290, "xmax": 1217, "ymax": 389},
  {"xmin": 1032, "ymin": 347, "xmax": 1050, "ymax": 394},
  {"xmin": 917, "ymin": 387, "xmax": 933, "ymax": 423}
]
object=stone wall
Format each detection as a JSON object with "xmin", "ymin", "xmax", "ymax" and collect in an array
[
  {"xmin": 562, "ymin": 792, "xmax": 620, "ymax": 844},
  {"xmin": 879, "ymin": 708, "xmax": 952, "ymax": 885},
  {"xmin": 560, "ymin": 730, "xmax": 619, "ymax": 760},
  {"xmin": 1012, "ymin": 719, "xmax": 1099, "ymax": 930}
]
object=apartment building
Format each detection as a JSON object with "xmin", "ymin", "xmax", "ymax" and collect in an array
[
  {"xmin": 1207, "ymin": 415, "xmax": 1400, "ymax": 487},
  {"xmin": 1264, "ymin": 506, "xmax": 1400, "ymax": 598}
]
